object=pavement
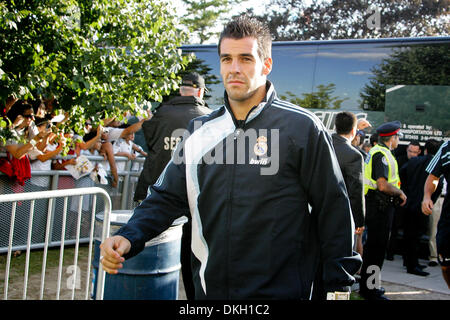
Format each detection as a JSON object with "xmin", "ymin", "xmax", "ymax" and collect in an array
[
  {"xmin": 377, "ymin": 254, "xmax": 450, "ymax": 300},
  {"xmin": 178, "ymin": 254, "xmax": 450, "ymax": 300}
]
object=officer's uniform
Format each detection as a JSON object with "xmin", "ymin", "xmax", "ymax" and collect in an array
[{"xmin": 360, "ymin": 121, "xmax": 402, "ymax": 299}]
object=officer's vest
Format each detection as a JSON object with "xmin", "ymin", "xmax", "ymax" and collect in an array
[{"xmin": 363, "ymin": 144, "xmax": 401, "ymax": 195}]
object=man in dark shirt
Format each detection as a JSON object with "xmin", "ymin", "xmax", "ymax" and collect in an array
[
  {"xmin": 422, "ymin": 140, "xmax": 450, "ymax": 288},
  {"xmin": 400, "ymin": 139, "xmax": 442, "ymax": 276},
  {"xmin": 387, "ymin": 140, "xmax": 421, "ymax": 261},
  {"xmin": 332, "ymin": 112, "xmax": 365, "ymax": 256},
  {"xmin": 134, "ymin": 73, "xmax": 211, "ymax": 202}
]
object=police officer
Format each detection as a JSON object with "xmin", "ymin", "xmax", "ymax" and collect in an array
[
  {"xmin": 134, "ymin": 72, "xmax": 211, "ymax": 299},
  {"xmin": 359, "ymin": 120, "xmax": 407, "ymax": 300}
]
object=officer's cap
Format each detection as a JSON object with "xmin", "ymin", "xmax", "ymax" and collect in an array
[
  {"xmin": 181, "ymin": 72, "xmax": 208, "ymax": 91},
  {"xmin": 376, "ymin": 120, "xmax": 401, "ymax": 137}
]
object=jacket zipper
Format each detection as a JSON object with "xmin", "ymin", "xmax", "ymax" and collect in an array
[{"xmin": 225, "ymin": 106, "xmax": 257, "ymax": 299}]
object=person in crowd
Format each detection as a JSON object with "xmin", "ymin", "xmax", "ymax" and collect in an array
[
  {"xmin": 352, "ymin": 130, "xmax": 368, "ymax": 159},
  {"xmin": 68, "ymin": 130, "xmax": 109, "ymax": 237},
  {"xmin": 386, "ymin": 140, "xmax": 422, "ymax": 261},
  {"xmin": 428, "ymin": 179, "xmax": 446, "ymax": 267},
  {"xmin": 100, "ymin": 117, "xmax": 147, "ymax": 188},
  {"xmin": 357, "ymin": 118, "xmax": 371, "ymax": 131},
  {"xmin": 134, "ymin": 73, "xmax": 211, "ymax": 202},
  {"xmin": 0, "ymin": 101, "xmax": 55, "ymax": 187},
  {"xmin": 360, "ymin": 121, "xmax": 407, "ymax": 300},
  {"xmin": 2, "ymin": 96, "xmax": 18, "ymax": 116},
  {"xmin": 332, "ymin": 111, "xmax": 365, "ymax": 257},
  {"xmin": 100, "ymin": 15, "xmax": 361, "ymax": 300},
  {"xmin": 133, "ymin": 72, "xmax": 211, "ymax": 300},
  {"xmin": 400, "ymin": 139, "xmax": 442, "ymax": 276},
  {"xmin": 31, "ymin": 99, "xmax": 48, "ymax": 120},
  {"xmin": 73, "ymin": 122, "xmax": 103, "ymax": 157},
  {"xmin": 369, "ymin": 132, "xmax": 378, "ymax": 148},
  {"xmin": 26, "ymin": 117, "xmax": 67, "ymax": 242},
  {"xmin": 3, "ymin": 101, "xmax": 44, "ymax": 159},
  {"xmin": 362, "ymin": 142, "xmax": 372, "ymax": 154},
  {"xmin": 422, "ymin": 140, "xmax": 450, "ymax": 289},
  {"xmin": 396, "ymin": 140, "xmax": 421, "ymax": 170},
  {"xmin": 28, "ymin": 117, "xmax": 66, "ymax": 188},
  {"xmin": 113, "ymin": 130, "xmax": 147, "ymax": 173}
]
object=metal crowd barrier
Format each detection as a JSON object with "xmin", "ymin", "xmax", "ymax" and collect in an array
[
  {"xmin": 0, "ymin": 154, "xmax": 144, "ymax": 254},
  {"xmin": 0, "ymin": 187, "xmax": 111, "ymax": 300}
]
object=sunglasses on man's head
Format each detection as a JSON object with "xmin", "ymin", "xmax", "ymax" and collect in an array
[{"xmin": 23, "ymin": 114, "xmax": 34, "ymax": 119}]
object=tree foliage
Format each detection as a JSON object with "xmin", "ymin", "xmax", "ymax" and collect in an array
[
  {"xmin": 181, "ymin": 0, "xmax": 246, "ymax": 44},
  {"xmin": 280, "ymin": 83, "xmax": 348, "ymax": 109},
  {"xmin": 247, "ymin": 0, "xmax": 449, "ymax": 40},
  {"xmin": 1, "ymin": 0, "xmax": 192, "ymax": 135},
  {"xmin": 360, "ymin": 45, "xmax": 450, "ymax": 111}
]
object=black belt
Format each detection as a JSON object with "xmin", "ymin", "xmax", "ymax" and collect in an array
[{"xmin": 366, "ymin": 190, "xmax": 402, "ymax": 208}]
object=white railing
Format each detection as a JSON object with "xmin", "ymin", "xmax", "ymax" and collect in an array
[{"xmin": 0, "ymin": 187, "xmax": 111, "ymax": 300}]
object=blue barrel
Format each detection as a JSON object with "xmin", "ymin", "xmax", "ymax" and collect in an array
[{"xmin": 91, "ymin": 210, "xmax": 187, "ymax": 300}]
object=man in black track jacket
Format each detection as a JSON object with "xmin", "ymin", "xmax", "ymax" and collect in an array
[{"xmin": 100, "ymin": 15, "xmax": 361, "ymax": 300}]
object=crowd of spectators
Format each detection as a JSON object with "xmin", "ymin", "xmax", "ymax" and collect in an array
[{"xmin": 0, "ymin": 96, "xmax": 149, "ymax": 189}]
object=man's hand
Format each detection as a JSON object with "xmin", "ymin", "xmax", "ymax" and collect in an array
[
  {"xmin": 99, "ymin": 235, "xmax": 131, "ymax": 274},
  {"xmin": 355, "ymin": 226, "xmax": 365, "ymax": 235},
  {"xmin": 357, "ymin": 118, "xmax": 371, "ymax": 131},
  {"xmin": 422, "ymin": 174, "xmax": 440, "ymax": 216},
  {"xmin": 399, "ymin": 191, "xmax": 407, "ymax": 207},
  {"xmin": 422, "ymin": 198, "xmax": 434, "ymax": 215}
]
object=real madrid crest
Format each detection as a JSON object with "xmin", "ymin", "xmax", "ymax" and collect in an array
[{"xmin": 254, "ymin": 136, "xmax": 268, "ymax": 157}]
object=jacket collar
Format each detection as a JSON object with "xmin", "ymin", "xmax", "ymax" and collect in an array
[
  {"xmin": 332, "ymin": 133, "xmax": 352, "ymax": 145},
  {"xmin": 223, "ymin": 80, "xmax": 276, "ymax": 128},
  {"xmin": 170, "ymin": 95, "xmax": 206, "ymax": 107}
]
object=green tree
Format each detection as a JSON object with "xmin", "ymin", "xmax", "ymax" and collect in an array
[
  {"xmin": 280, "ymin": 83, "xmax": 348, "ymax": 109},
  {"xmin": 181, "ymin": 0, "xmax": 246, "ymax": 44},
  {"xmin": 1, "ymin": 0, "xmax": 192, "ymax": 137},
  {"xmin": 360, "ymin": 45, "xmax": 450, "ymax": 111},
  {"xmin": 248, "ymin": 0, "xmax": 449, "ymax": 40}
]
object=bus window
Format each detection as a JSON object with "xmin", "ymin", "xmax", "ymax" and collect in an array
[
  {"xmin": 269, "ymin": 43, "xmax": 318, "ymax": 106},
  {"xmin": 182, "ymin": 46, "xmax": 223, "ymax": 108},
  {"xmin": 313, "ymin": 41, "xmax": 398, "ymax": 112}
]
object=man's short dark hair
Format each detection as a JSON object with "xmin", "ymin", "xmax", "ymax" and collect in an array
[
  {"xmin": 424, "ymin": 139, "xmax": 442, "ymax": 156},
  {"xmin": 408, "ymin": 140, "xmax": 421, "ymax": 147},
  {"xmin": 369, "ymin": 133, "xmax": 378, "ymax": 146},
  {"xmin": 218, "ymin": 15, "xmax": 272, "ymax": 61},
  {"xmin": 335, "ymin": 111, "xmax": 357, "ymax": 135}
]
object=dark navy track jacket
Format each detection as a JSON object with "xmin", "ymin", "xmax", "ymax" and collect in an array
[{"xmin": 116, "ymin": 82, "xmax": 362, "ymax": 299}]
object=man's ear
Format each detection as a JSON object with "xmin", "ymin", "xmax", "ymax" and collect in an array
[
  {"xmin": 263, "ymin": 57, "xmax": 273, "ymax": 76},
  {"xmin": 351, "ymin": 126, "xmax": 357, "ymax": 140}
]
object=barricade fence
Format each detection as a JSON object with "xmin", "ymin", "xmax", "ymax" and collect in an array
[
  {"xmin": 0, "ymin": 187, "xmax": 112, "ymax": 300},
  {"xmin": 0, "ymin": 154, "xmax": 143, "ymax": 253}
]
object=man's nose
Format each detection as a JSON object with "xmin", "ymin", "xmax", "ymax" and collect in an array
[{"xmin": 230, "ymin": 59, "xmax": 241, "ymax": 73}]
